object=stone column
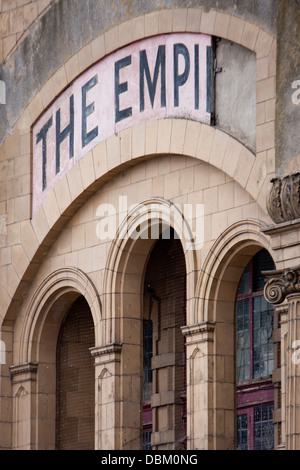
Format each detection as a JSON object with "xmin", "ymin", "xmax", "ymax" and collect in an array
[
  {"xmin": 90, "ymin": 343, "xmax": 122, "ymax": 450},
  {"xmin": 9, "ymin": 362, "xmax": 38, "ymax": 450},
  {"xmin": 181, "ymin": 322, "xmax": 215, "ymax": 450},
  {"xmin": 264, "ymin": 267, "xmax": 300, "ymax": 449}
]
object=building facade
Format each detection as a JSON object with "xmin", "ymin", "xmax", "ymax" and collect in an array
[{"xmin": 1, "ymin": 0, "xmax": 300, "ymax": 450}]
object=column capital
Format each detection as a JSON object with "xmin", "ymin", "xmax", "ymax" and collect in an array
[{"xmin": 264, "ymin": 266, "xmax": 300, "ymax": 304}]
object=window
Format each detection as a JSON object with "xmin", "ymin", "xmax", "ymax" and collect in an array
[
  {"xmin": 143, "ymin": 319, "xmax": 153, "ymax": 450},
  {"xmin": 236, "ymin": 249, "xmax": 275, "ymax": 450}
]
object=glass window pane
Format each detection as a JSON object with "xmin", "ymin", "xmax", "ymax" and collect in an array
[
  {"xmin": 143, "ymin": 430, "xmax": 152, "ymax": 450},
  {"xmin": 253, "ymin": 295, "xmax": 274, "ymax": 379},
  {"xmin": 237, "ymin": 414, "xmax": 248, "ymax": 450},
  {"xmin": 254, "ymin": 404, "xmax": 274, "ymax": 450},
  {"xmin": 143, "ymin": 320, "xmax": 153, "ymax": 402},
  {"xmin": 237, "ymin": 263, "xmax": 251, "ymax": 295},
  {"xmin": 236, "ymin": 298, "xmax": 250, "ymax": 382}
]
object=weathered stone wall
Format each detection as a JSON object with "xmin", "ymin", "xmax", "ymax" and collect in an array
[
  {"xmin": 0, "ymin": 0, "xmax": 52, "ymax": 63},
  {"xmin": 276, "ymin": 0, "xmax": 300, "ymax": 175},
  {"xmin": 0, "ymin": 0, "xmax": 278, "ymax": 145}
]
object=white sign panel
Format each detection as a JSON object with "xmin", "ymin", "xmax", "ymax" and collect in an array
[{"xmin": 32, "ymin": 33, "xmax": 212, "ymax": 214}]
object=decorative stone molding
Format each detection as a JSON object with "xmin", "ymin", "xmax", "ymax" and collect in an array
[
  {"xmin": 10, "ymin": 362, "xmax": 38, "ymax": 383},
  {"xmin": 264, "ymin": 267, "xmax": 300, "ymax": 304},
  {"xmin": 90, "ymin": 343, "xmax": 122, "ymax": 358},
  {"xmin": 181, "ymin": 322, "xmax": 215, "ymax": 341},
  {"xmin": 267, "ymin": 172, "xmax": 300, "ymax": 223}
]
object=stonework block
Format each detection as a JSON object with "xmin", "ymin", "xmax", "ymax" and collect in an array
[
  {"xmin": 227, "ymin": 15, "xmax": 245, "ymax": 44},
  {"xmin": 65, "ymin": 53, "xmax": 80, "ymax": 84},
  {"xmin": 28, "ymin": 92, "xmax": 44, "ymax": 123},
  {"xmin": 127, "ymin": 16, "xmax": 143, "ymax": 44},
  {"xmin": 79, "ymin": 151, "xmax": 95, "ymax": 190},
  {"xmin": 183, "ymin": 121, "xmax": 201, "ymax": 157},
  {"xmin": 196, "ymin": 125, "xmax": 215, "ymax": 162},
  {"xmin": 106, "ymin": 134, "xmax": 121, "ymax": 171},
  {"xmin": 42, "ymin": 190, "xmax": 60, "ymax": 228},
  {"xmin": 213, "ymin": 12, "xmax": 230, "ymax": 38},
  {"xmin": 145, "ymin": 11, "xmax": 159, "ymax": 37},
  {"xmin": 20, "ymin": 220, "xmax": 39, "ymax": 260},
  {"xmin": 200, "ymin": 10, "xmax": 216, "ymax": 35},
  {"xmin": 54, "ymin": 175, "xmax": 72, "ymax": 215},
  {"xmin": 91, "ymin": 34, "xmax": 106, "ymax": 63},
  {"xmin": 93, "ymin": 141, "xmax": 108, "ymax": 180},
  {"xmin": 78, "ymin": 43, "xmax": 93, "ymax": 74},
  {"xmin": 132, "ymin": 123, "xmax": 146, "ymax": 159},
  {"xmin": 173, "ymin": 8, "xmax": 187, "ymax": 32},
  {"xmin": 66, "ymin": 163, "xmax": 84, "ymax": 201},
  {"xmin": 255, "ymin": 28, "xmax": 274, "ymax": 59},
  {"xmin": 234, "ymin": 147, "xmax": 254, "ymax": 189},
  {"xmin": 145, "ymin": 120, "xmax": 158, "ymax": 155},
  {"xmin": 39, "ymin": 78, "xmax": 55, "ymax": 109},
  {"xmin": 170, "ymin": 119, "xmax": 186, "ymax": 155},
  {"xmin": 158, "ymin": 9, "xmax": 172, "ymax": 34},
  {"xmin": 118, "ymin": 20, "xmax": 133, "ymax": 48},
  {"xmin": 256, "ymin": 121, "xmax": 275, "ymax": 152},
  {"xmin": 104, "ymin": 26, "xmax": 119, "ymax": 55},
  {"xmin": 257, "ymin": 76, "xmax": 276, "ymax": 103},
  {"xmin": 157, "ymin": 119, "xmax": 172, "ymax": 154},
  {"xmin": 240, "ymin": 21, "xmax": 259, "ymax": 51},
  {"xmin": 186, "ymin": 8, "xmax": 202, "ymax": 32}
]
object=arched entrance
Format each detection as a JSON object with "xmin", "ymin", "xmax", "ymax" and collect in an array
[
  {"xmin": 100, "ymin": 198, "xmax": 197, "ymax": 450},
  {"xmin": 10, "ymin": 268, "xmax": 100, "ymax": 450},
  {"xmin": 142, "ymin": 230, "xmax": 187, "ymax": 450},
  {"xmin": 192, "ymin": 220, "xmax": 276, "ymax": 449},
  {"xmin": 236, "ymin": 248, "xmax": 275, "ymax": 450},
  {"xmin": 56, "ymin": 296, "xmax": 95, "ymax": 450}
]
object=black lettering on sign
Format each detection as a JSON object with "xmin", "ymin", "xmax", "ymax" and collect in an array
[
  {"xmin": 56, "ymin": 94, "xmax": 74, "ymax": 174},
  {"xmin": 115, "ymin": 55, "xmax": 132, "ymax": 123},
  {"xmin": 36, "ymin": 116, "xmax": 53, "ymax": 191},
  {"xmin": 173, "ymin": 43, "xmax": 190, "ymax": 107},
  {"xmin": 139, "ymin": 45, "xmax": 166, "ymax": 112},
  {"xmin": 82, "ymin": 75, "xmax": 99, "ymax": 148}
]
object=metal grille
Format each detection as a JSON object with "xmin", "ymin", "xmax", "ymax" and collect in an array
[{"xmin": 56, "ymin": 296, "xmax": 95, "ymax": 450}]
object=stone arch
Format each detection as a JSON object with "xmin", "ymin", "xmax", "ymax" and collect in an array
[
  {"xmin": 193, "ymin": 219, "xmax": 276, "ymax": 449},
  {"xmin": 195, "ymin": 218, "xmax": 275, "ymax": 325},
  {"xmin": 10, "ymin": 267, "xmax": 100, "ymax": 449},
  {"xmin": 99, "ymin": 196, "xmax": 197, "ymax": 448},
  {"xmin": 16, "ymin": 266, "xmax": 101, "ymax": 366},
  {"xmin": 102, "ymin": 196, "xmax": 198, "ymax": 347}
]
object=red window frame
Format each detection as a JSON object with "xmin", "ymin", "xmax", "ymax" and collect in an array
[{"xmin": 236, "ymin": 251, "xmax": 275, "ymax": 450}]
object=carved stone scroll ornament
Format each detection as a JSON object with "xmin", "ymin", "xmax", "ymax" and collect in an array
[
  {"xmin": 264, "ymin": 268, "xmax": 300, "ymax": 305},
  {"xmin": 267, "ymin": 172, "xmax": 300, "ymax": 224}
]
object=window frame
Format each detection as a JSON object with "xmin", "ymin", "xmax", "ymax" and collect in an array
[{"xmin": 236, "ymin": 250, "xmax": 275, "ymax": 450}]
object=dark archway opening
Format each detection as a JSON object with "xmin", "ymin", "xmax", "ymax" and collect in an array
[
  {"xmin": 142, "ymin": 231, "xmax": 187, "ymax": 450},
  {"xmin": 56, "ymin": 296, "xmax": 95, "ymax": 450}
]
